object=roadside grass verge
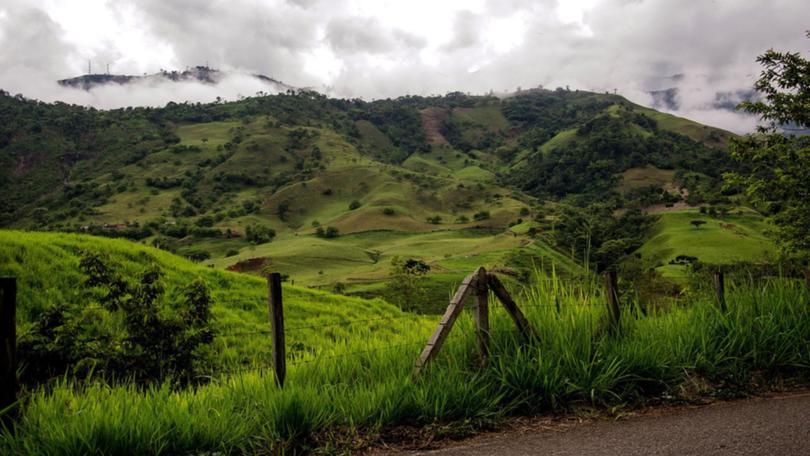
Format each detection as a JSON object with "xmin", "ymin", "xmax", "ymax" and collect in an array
[{"xmin": 2, "ymin": 268, "xmax": 807, "ymax": 455}]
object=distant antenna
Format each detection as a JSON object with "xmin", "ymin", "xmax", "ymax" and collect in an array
[
  {"xmin": 88, "ymin": 59, "xmax": 92, "ymax": 75},
  {"xmin": 106, "ymin": 63, "xmax": 110, "ymax": 75}
]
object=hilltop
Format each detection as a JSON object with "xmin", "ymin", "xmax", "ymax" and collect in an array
[{"xmin": 57, "ymin": 65, "xmax": 295, "ymax": 92}]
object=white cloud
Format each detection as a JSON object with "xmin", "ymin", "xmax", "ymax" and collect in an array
[{"xmin": 0, "ymin": 0, "xmax": 808, "ymax": 132}]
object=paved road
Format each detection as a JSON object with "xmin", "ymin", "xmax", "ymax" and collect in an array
[{"xmin": 411, "ymin": 393, "xmax": 810, "ymax": 456}]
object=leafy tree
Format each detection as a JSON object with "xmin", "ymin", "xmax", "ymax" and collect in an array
[
  {"xmin": 473, "ymin": 211, "xmax": 490, "ymax": 221},
  {"xmin": 315, "ymin": 226, "xmax": 339, "ymax": 238},
  {"xmin": 727, "ymin": 31, "xmax": 810, "ymax": 254},
  {"xmin": 690, "ymin": 220, "xmax": 707, "ymax": 230},
  {"xmin": 386, "ymin": 256, "xmax": 430, "ymax": 311},
  {"xmin": 245, "ymin": 224, "xmax": 276, "ymax": 244}
]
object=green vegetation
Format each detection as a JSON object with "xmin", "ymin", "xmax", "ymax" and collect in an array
[
  {"xmin": 1, "ymin": 239, "xmax": 807, "ymax": 453},
  {"xmin": 636, "ymin": 209, "xmax": 776, "ymax": 279},
  {"xmin": 0, "ymin": 231, "xmax": 425, "ymax": 373},
  {"xmin": 727, "ymin": 31, "xmax": 810, "ymax": 256}
]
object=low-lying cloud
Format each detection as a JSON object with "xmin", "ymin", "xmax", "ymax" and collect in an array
[{"xmin": 0, "ymin": 0, "xmax": 807, "ymax": 133}]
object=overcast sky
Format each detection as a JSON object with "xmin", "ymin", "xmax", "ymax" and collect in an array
[{"xmin": 0, "ymin": 0, "xmax": 807, "ymax": 132}]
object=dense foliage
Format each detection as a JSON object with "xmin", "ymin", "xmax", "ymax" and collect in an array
[
  {"xmin": 19, "ymin": 251, "xmax": 215, "ymax": 385},
  {"xmin": 728, "ymin": 32, "xmax": 810, "ymax": 256}
]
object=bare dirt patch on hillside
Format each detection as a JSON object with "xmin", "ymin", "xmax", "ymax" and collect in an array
[{"xmin": 420, "ymin": 107, "xmax": 449, "ymax": 145}]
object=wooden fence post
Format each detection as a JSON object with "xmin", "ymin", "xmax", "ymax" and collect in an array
[
  {"xmin": 474, "ymin": 268, "xmax": 489, "ymax": 366},
  {"xmin": 413, "ymin": 270, "xmax": 478, "ymax": 377},
  {"xmin": 487, "ymin": 273, "xmax": 539, "ymax": 342},
  {"xmin": 267, "ymin": 273, "xmax": 286, "ymax": 388},
  {"xmin": 713, "ymin": 271, "xmax": 727, "ymax": 312},
  {"xmin": 0, "ymin": 278, "xmax": 16, "ymax": 420},
  {"xmin": 604, "ymin": 270, "xmax": 620, "ymax": 332}
]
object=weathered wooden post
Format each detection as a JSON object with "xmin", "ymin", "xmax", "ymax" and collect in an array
[
  {"xmin": 267, "ymin": 273, "xmax": 286, "ymax": 388},
  {"xmin": 413, "ymin": 271, "xmax": 478, "ymax": 377},
  {"xmin": 0, "ymin": 278, "xmax": 16, "ymax": 420},
  {"xmin": 474, "ymin": 267, "xmax": 490, "ymax": 366},
  {"xmin": 487, "ymin": 273, "xmax": 539, "ymax": 342},
  {"xmin": 604, "ymin": 270, "xmax": 620, "ymax": 332},
  {"xmin": 713, "ymin": 271, "xmax": 727, "ymax": 312}
]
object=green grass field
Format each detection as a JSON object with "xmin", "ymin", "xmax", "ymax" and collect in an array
[
  {"xmin": 637, "ymin": 209, "xmax": 777, "ymax": 279},
  {"xmin": 2, "ymin": 233, "xmax": 807, "ymax": 454},
  {"xmin": 0, "ymin": 231, "xmax": 432, "ymax": 369}
]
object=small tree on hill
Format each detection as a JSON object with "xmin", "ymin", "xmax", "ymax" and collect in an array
[
  {"xmin": 386, "ymin": 256, "xmax": 430, "ymax": 311},
  {"xmin": 690, "ymin": 220, "xmax": 707, "ymax": 230}
]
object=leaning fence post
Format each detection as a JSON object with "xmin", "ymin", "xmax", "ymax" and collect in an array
[
  {"xmin": 0, "ymin": 278, "xmax": 17, "ymax": 421},
  {"xmin": 267, "ymin": 273, "xmax": 286, "ymax": 388},
  {"xmin": 604, "ymin": 270, "xmax": 620, "ymax": 332},
  {"xmin": 713, "ymin": 271, "xmax": 727, "ymax": 312},
  {"xmin": 474, "ymin": 267, "xmax": 490, "ymax": 367}
]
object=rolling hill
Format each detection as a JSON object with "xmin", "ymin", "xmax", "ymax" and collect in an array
[{"xmin": 0, "ymin": 87, "xmax": 758, "ymax": 299}]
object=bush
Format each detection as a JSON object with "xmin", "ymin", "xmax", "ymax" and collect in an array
[
  {"xmin": 245, "ymin": 224, "xmax": 276, "ymax": 244},
  {"xmin": 185, "ymin": 249, "xmax": 211, "ymax": 262},
  {"xmin": 348, "ymin": 200, "xmax": 361, "ymax": 210},
  {"xmin": 426, "ymin": 215, "xmax": 442, "ymax": 224},
  {"xmin": 316, "ymin": 226, "xmax": 340, "ymax": 238},
  {"xmin": 382, "ymin": 207, "xmax": 396, "ymax": 216},
  {"xmin": 18, "ymin": 252, "xmax": 215, "ymax": 386},
  {"xmin": 473, "ymin": 210, "xmax": 491, "ymax": 221}
]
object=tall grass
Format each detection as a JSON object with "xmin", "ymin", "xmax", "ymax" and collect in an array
[{"xmin": 2, "ymin": 270, "xmax": 808, "ymax": 455}]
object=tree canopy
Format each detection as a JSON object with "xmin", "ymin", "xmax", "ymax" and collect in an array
[{"xmin": 727, "ymin": 31, "xmax": 810, "ymax": 255}]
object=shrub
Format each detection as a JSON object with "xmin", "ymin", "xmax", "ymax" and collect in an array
[
  {"xmin": 348, "ymin": 200, "xmax": 361, "ymax": 210},
  {"xmin": 426, "ymin": 215, "xmax": 442, "ymax": 224},
  {"xmin": 382, "ymin": 207, "xmax": 396, "ymax": 216},
  {"xmin": 245, "ymin": 224, "xmax": 276, "ymax": 244},
  {"xmin": 473, "ymin": 210, "xmax": 490, "ymax": 221},
  {"xmin": 316, "ymin": 226, "xmax": 340, "ymax": 239},
  {"xmin": 18, "ymin": 252, "xmax": 214, "ymax": 385},
  {"xmin": 185, "ymin": 249, "xmax": 211, "ymax": 262}
]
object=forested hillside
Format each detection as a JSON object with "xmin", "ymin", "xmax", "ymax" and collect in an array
[{"xmin": 0, "ymin": 87, "xmax": 745, "ymax": 293}]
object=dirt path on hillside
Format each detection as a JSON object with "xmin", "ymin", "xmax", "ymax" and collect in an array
[
  {"xmin": 420, "ymin": 107, "xmax": 449, "ymax": 145},
  {"xmin": 398, "ymin": 392, "xmax": 810, "ymax": 455}
]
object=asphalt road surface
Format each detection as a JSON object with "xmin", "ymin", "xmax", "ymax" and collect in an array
[{"xmin": 411, "ymin": 392, "xmax": 810, "ymax": 456}]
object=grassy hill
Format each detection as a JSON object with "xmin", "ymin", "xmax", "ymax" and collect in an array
[
  {"xmin": 0, "ymin": 88, "xmax": 746, "ymax": 297},
  {"xmin": 636, "ymin": 208, "xmax": 777, "ymax": 279},
  {"xmin": 2, "ymin": 230, "xmax": 807, "ymax": 454},
  {"xmin": 0, "ymin": 230, "xmax": 432, "ymax": 369}
]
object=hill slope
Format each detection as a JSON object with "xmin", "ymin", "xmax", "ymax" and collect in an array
[
  {"xmin": 0, "ymin": 230, "xmax": 429, "ymax": 368},
  {"xmin": 0, "ymin": 88, "xmax": 742, "ymax": 294}
]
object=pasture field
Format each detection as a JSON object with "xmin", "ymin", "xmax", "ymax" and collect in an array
[
  {"xmin": 1, "ymin": 233, "xmax": 807, "ymax": 454},
  {"xmin": 636, "ymin": 209, "xmax": 776, "ymax": 279}
]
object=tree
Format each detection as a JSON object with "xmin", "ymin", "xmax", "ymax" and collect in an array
[
  {"xmin": 245, "ymin": 224, "xmax": 276, "ymax": 244},
  {"xmin": 348, "ymin": 200, "xmax": 361, "ymax": 210},
  {"xmin": 726, "ymin": 31, "xmax": 810, "ymax": 254},
  {"xmin": 473, "ymin": 210, "xmax": 490, "ymax": 221},
  {"xmin": 386, "ymin": 256, "xmax": 430, "ymax": 311},
  {"xmin": 690, "ymin": 220, "xmax": 707, "ymax": 230}
]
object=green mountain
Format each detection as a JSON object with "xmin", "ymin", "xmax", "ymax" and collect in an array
[{"xmin": 0, "ymin": 87, "xmax": 745, "ymax": 299}]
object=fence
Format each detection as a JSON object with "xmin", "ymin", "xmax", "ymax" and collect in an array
[{"xmin": 0, "ymin": 267, "xmax": 743, "ymax": 413}]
